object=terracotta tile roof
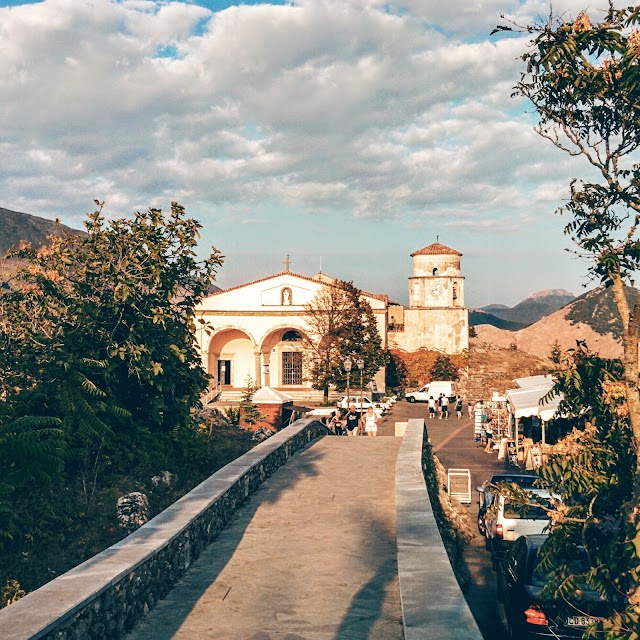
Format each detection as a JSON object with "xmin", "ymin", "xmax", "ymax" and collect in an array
[
  {"xmin": 410, "ymin": 241, "xmax": 462, "ymax": 257},
  {"xmin": 206, "ymin": 271, "xmax": 388, "ymax": 302}
]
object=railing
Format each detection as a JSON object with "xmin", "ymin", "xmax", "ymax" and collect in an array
[
  {"xmin": 395, "ymin": 419, "xmax": 483, "ymax": 640},
  {"xmin": 200, "ymin": 379, "xmax": 221, "ymax": 405},
  {"xmin": 389, "ymin": 323, "xmax": 405, "ymax": 332}
]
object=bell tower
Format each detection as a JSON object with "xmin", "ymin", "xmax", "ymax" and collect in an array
[
  {"xmin": 391, "ymin": 241, "xmax": 469, "ymax": 354},
  {"xmin": 408, "ymin": 242, "xmax": 465, "ymax": 309}
]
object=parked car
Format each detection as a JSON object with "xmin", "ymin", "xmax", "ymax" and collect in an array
[
  {"xmin": 497, "ymin": 534, "xmax": 611, "ymax": 639},
  {"xmin": 484, "ymin": 487, "xmax": 554, "ymax": 567},
  {"xmin": 476, "ymin": 474, "xmax": 541, "ymax": 537},
  {"xmin": 405, "ymin": 380, "xmax": 457, "ymax": 403},
  {"xmin": 337, "ymin": 396, "xmax": 385, "ymax": 417}
]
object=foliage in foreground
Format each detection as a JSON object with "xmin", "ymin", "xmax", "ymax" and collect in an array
[
  {"xmin": 499, "ymin": 344, "xmax": 639, "ymax": 638},
  {"xmin": 496, "ymin": 0, "xmax": 640, "ymax": 502},
  {"xmin": 421, "ymin": 433, "xmax": 472, "ymax": 590},
  {"xmin": 0, "ymin": 202, "xmax": 233, "ymax": 604},
  {"xmin": 493, "ymin": 5, "xmax": 640, "ymax": 634}
]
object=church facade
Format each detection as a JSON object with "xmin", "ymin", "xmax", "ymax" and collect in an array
[{"xmin": 194, "ymin": 271, "xmax": 388, "ymax": 400}]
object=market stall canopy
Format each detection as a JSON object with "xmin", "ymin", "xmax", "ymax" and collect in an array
[
  {"xmin": 252, "ymin": 387, "xmax": 294, "ymax": 405},
  {"xmin": 506, "ymin": 384, "xmax": 563, "ymax": 421},
  {"xmin": 513, "ymin": 375, "xmax": 556, "ymax": 389}
]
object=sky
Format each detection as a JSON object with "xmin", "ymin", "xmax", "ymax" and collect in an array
[{"xmin": 0, "ymin": 0, "xmax": 606, "ymax": 307}]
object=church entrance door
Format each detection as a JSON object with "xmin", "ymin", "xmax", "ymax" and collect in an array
[{"xmin": 218, "ymin": 360, "xmax": 231, "ymax": 386}]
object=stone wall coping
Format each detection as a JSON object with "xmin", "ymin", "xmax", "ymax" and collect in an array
[
  {"xmin": 396, "ymin": 418, "xmax": 483, "ymax": 640},
  {"xmin": 0, "ymin": 418, "xmax": 326, "ymax": 640}
]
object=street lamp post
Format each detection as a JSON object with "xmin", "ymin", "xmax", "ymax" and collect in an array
[
  {"xmin": 357, "ymin": 358, "xmax": 364, "ymax": 435},
  {"xmin": 344, "ymin": 356, "xmax": 352, "ymax": 409}
]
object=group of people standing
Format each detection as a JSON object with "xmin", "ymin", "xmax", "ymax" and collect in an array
[
  {"xmin": 427, "ymin": 394, "xmax": 466, "ymax": 420},
  {"xmin": 329, "ymin": 405, "xmax": 378, "ymax": 437}
]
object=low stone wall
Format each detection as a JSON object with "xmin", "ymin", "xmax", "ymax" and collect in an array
[
  {"xmin": 0, "ymin": 419, "xmax": 329, "ymax": 640},
  {"xmin": 395, "ymin": 418, "xmax": 483, "ymax": 640}
]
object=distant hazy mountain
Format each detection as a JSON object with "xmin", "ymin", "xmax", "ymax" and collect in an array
[
  {"xmin": 482, "ymin": 303, "xmax": 509, "ymax": 312},
  {"xmin": 478, "ymin": 289, "xmax": 575, "ymax": 327},
  {"xmin": 0, "ymin": 206, "xmax": 82, "ymax": 256},
  {"xmin": 469, "ymin": 310, "xmax": 526, "ymax": 331}
]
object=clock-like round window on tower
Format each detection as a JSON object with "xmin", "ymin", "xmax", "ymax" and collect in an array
[{"xmin": 431, "ymin": 283, "xmax": 443, "ymax": 297}]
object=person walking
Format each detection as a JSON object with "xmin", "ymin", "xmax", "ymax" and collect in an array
[
  {"xmin": 484, "ymin": 419, "xmax": 494, "ymax": 453},
  {"xmin": 467, "ymin": 402, "xmax": 473, "ymax": 419},
  {"xmin": 361, "ymin": 406, "xmax": 378, "ymax": 437},
  {"xmin": 330, "ymin": 408, "xmax": 344, "ymax": 435},
  {"xmin": 441, "ymin": 394, "xmax": 449, "ymax": 419},
  {"xmin": 437, "ymin": 393, "xmax": 444, "ymax": 419},
  {"xmin": 428, "ymin": 395, "xmax": 436, "ymax": 419},
  {"xmin": 345, "ymin": 405, "xmax": 360, "ymax": 436},
  {"xmin": 455, "ymin": 396, "xmax": 463, "ymax": 419}
]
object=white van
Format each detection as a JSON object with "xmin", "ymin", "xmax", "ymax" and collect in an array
[{"xmin": 405, "ymin": 380, "xmax": 457, "ymax": 403}]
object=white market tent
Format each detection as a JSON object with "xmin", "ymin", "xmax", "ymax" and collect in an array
[
  {"xmin": 512, "ymin": 375, "xmax": 557, "ymax": 390},
  {"xmin": 506, "ymin": 385, "xmax": 563, "ymax": 421},
  {"xmin": 505, "ymin": 376, "xmax": 563, "ymax": 456}
]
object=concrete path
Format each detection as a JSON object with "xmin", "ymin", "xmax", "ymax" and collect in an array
[{"xmin": 126, "ymin": 436, "xmax": 403, "ymax": 640}]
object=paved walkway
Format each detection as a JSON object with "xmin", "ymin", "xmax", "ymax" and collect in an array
[{"xmin": 127, "ymin": 436, "xmax": 403, "ymax": 640}]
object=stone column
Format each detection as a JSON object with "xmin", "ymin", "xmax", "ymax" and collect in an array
[
  {"xmin": 210, "ymin": 353, "xmax": 220, "ymax": 387},
  {"xmin": 255, "ymin": 352, "xmax": 262, "ymax": 388},
  {"xmin": 263, "ymin": 352, "xmax": 271, "ymax": 387}
]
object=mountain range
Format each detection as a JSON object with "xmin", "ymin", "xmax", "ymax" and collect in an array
[
  {"xmin": 471, "ymin": 289, "xmax": 576, "ymax": 329},
  {"xmin": 473, "ymin": 286, "xmax": 639, "ymax": 360},
  {"xmin": 0, "ymin": 206, "xmax": 82, "ymax": 256},
  {"xmin": 2, "ymin": 206, "xmax": 630, "ymax": 361}
]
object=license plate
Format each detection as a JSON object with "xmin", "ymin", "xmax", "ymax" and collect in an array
[{"xmin": 566, "ymin": 616, "xmax": 597, "ymax": 627}]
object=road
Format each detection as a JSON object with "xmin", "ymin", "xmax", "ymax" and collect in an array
[{"xmin": 378, "ymin": 400, "xmax": 509, "ymax": 640}]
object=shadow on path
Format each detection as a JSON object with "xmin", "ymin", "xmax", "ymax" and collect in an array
[{"xmin": 126, "ymin": 441, "xmax": 328, "ymax": 640}]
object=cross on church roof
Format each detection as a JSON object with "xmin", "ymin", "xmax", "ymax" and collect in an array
[{"xmin": 283, "ymin": 254, "xmax": 291, "ymax": 272}]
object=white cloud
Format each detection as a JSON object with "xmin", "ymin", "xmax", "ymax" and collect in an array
[{"xmin": 0, "ymin": 0, "xmax": 613, "ymax": 302}]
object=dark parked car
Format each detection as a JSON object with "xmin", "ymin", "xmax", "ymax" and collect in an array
[
  {"xmin": 476, "ymin": 474, "xmax": 539, "ymax": 538},
  {"xmin": 497, "ymin": 534, "xmax": 611, "ymax": 639}
]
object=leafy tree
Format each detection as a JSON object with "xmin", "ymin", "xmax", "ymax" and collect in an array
[
  {"xmin": 385, "ymin": 349, "xmax": 408, "ymax": 392},
  {"xmin": 549, "ymin": 339, "xmax": 563, "ymax": 365},
  {"xmin": 429, "ymin": 354, "xmax": 459, "ymax": 381},
  {"xmin": 0, "ymin": 202, "xmax": 224, "ymax": 596},
  {"xmin": 493, "ymin": 6, "xmax": 640, "ymax": 633},
  {"xmin": 303, "ymin": 280, "xmax": 387, "ymax": 402},
  {"xmin": 535, "ymin": 344, "xmax": 637, "ymax": 639},
  {"xmin": 496, "ymin": 4, "xmax": 640, "ymax": 502},
  {"xmin": 239, "ymin": 376, "xmax": 265, "ymax": 427}
]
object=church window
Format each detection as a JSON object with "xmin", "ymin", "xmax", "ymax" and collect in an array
[
  {"xmin": 453, "ymin": 283, "xmax": 458, "ymax": 301},
  {"xmin": 282, "ymin": 330, "xmax": 302, "ymax": 342},
  {"xmin": 282, "ymin": 351, "xmax": 303, "ymax": 385},
  {"xmin": 432, "ymin": 267, "xmax": 439, "ymax": 276}
]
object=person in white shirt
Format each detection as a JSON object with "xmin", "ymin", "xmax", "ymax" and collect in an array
[{"xmin": 361, "ymin": 406, "xmax": 378, "ymax": 437}]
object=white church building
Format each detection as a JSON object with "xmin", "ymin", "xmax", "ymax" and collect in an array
[
  {"xmin": 194, "ymin": 242, "xmax": 469, "ymax": 401},
  {"xmin": 194, "ymin": 269, "xmax": 389, "ymax": 402}
]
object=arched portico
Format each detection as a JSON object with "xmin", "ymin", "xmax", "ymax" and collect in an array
[
  {"xmin": 207, "ymin": 327, "xmax": 257, "ymax": 389},
  {"xmin": 258, "ymin": 326, "xmax": 314, "ymax": 389}
]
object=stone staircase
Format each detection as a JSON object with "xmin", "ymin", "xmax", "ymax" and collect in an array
[
  {"xmin": 464, "ymin": 374, "xmax": 486, "ymax": 403},
  {"xmin": 214, "ymin": 387, "xmax": 331, "ymax": 405}
]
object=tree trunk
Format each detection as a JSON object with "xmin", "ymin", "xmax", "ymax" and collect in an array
[{"xmin": 610, "ymin": 274, "xmax": 640, "ymax": 503}]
